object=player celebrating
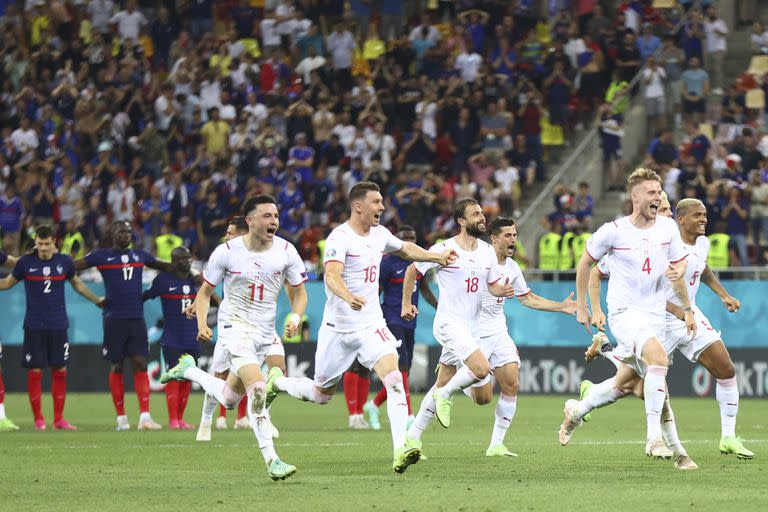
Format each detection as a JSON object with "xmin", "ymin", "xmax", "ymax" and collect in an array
[
  {"xmin": 75, "ymin": 221, "xmax": 172, "ymax": 431},
  {"xmin": 264, "ymin": 182, "xmax": 458, "ymax": 473},
  {"xmin": 400, "ymin": 199, "xmax": 517, "ymax": 436},
  {"xmin": 362, "ymin": 225, "xmax": 438, "ymax": 431},
  {"xmin": 0, "ymin": 225, "xmax": 103, "ymax": 430},
  {"xmin": 163, "ymin": 194, "xmax": 308, "ymax": 481},
  {"xmin": 564, "ymin": 168, "xmax": 695, "ymax": 460},
  {"xmin": 407, "ymin": 216, "xmax": 577, "ymax": 456},
  {"xmin": 143, "ymin": 246, "xmax": 202, "ymax": 430},
  {"xmin": 199, "ymin": 216, "xmax": 251, "ymax": 434},
  {"xmin": 582, "ymin": 198, "xmax": 753, "ymax": 461},
  {"xmin": 0, "ymin": 250, "xmax": 19, "ymax": 431}
]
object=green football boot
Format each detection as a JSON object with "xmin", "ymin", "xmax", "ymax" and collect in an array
[
  {"xmin": 719, "ymin": 436, "xmax": 755, "ymax": 459},
  {"xmin": 267, "ymin": 458, "xmax": 297, "ymax": 481},
  {"xmin": 160, "ymin": 353, "xmax": 195, "ymax": 383},
  {"xmin": 579, "ymin": 380, "xmax": 593, "ymax": 422}
]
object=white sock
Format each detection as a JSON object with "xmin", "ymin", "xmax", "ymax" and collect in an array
[
  {"xmin": 383, "ymin": 371, "xmax": 408, "ymax": 448},
  {"xmin": 601, "ymin": 352, "xmax": 622, "ymax": 370},
  {"xmin": 573, "ymin": 377, "xmax": 623, "ymax": 420},
  {"xmin": 199, "ymin": 392, "xmax": 218, "ymax": 426},
  {"xmin": 490, "ymin": 394, "xmax": 517, "ymax": 446},
  {"xmin": 436, "ymin": 366, "xmax": 481, "ymax": 399},
  {"xmin": 661, "ymin": 395, "xmax": 686, "ymax": 455},
  {"xmin": 0, "ymin": 403, "xmax": 6, "ymax": 420},
  {"xmin": 275, "ymin": 376, "xmax": 331, "ymax": 404},
  {"xmin": 139, "ymin": 411, "xmax": 152, "ymax": 422},
  {"xmin": 246, "ymin": 382, "xmax": 278, "ymax": 464},
  {"xmin": 408, "ymin": 385, "xmax": 436, "ymax": 441},
  {"xmin": 716, "ymin": 377, "xmax": 739, "ymax": 437},
  {"xmin": 183, "ymin": 367, "xmax": 241, "ymax": 408},
  {"xmin": 644, "ymin": 365, "xmax": 668, "ymax": 441}
]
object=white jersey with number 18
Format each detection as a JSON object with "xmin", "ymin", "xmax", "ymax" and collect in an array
[
  {"xmin": 322, "ymin": 223, "xmax": 404, "ymax": 332},
  {"xmin": 203, "ymin": 236, "xmax": 307, "ymax": 335}
]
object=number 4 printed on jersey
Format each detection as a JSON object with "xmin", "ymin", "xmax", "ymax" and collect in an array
[{"xmin": 642, "ymin": 258, "xmax": 652, "ymax": 275}]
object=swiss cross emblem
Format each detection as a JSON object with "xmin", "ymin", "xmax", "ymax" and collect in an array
[{"xmin": 121, "ymin": 254, "xmax": 129, "ymax": 263}]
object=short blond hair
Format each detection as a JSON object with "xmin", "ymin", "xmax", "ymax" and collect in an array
[
  {"xmin": 626, "ymin": 168, "xmax": 662, "ymax": 194},
  {"xmin": 675, "ymin": 198, "xmax": 704, "ymax": 218}
]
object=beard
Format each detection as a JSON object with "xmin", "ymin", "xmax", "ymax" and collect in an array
[{"xmin": 466, "ymin": 223, "xmax": 485, "ymax": 238}]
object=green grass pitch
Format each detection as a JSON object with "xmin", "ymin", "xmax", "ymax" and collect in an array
[{"xmin": 1, "ymin": 392, "xmax": 766, "ymax": 512}]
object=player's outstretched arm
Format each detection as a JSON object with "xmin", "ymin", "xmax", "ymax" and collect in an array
[
  {"xmin": 145, "ymin": 258, "xmax": 174, "ymax": 273},
  {"xmin": 1, "ymin": 254, "xmax": 18, "ymax": 268},
  {"xmin": 588, "ymin": 266, "xmax": 607, "ymax": 331},
  {"xmin": 575, "ymin": 251, "xmax": 594, "ymax": 331},
  {"xmin": 701, "ymin": 264, "xmax": 740, "ymax": 312},
  {"xmin": 284, "ymin": 282, "xmax": 308, "ymax": 338},
  {"xmin": 325, "ymin": 261, "xmax": 366, "ymax": 310},
  {"xmin": 69, "ymin": 275, "xmax": 105, "ymax": 307},
  {"xmin": 394, "ymin": 242, "xmax": 458, "ymax": 266},
  {"xmin": 73, "ymin": 256, "xmax": 93, "ymax": 271},
  {"xmin": 0, "ymin": 275, "xmax": 19, "ymax": 291},
  {"xmin": 195, "ymin": 281, "xmax": 215, "ymax": 342},
  {"xmin": 517, "ymin": 291, "xmax": 577, "ymax": 315},
  {"xmin": 401, "ymin": 264, "xmax": 420, "ymax": 320}
]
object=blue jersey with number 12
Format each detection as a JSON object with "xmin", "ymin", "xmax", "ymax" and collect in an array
[{"xmin": 143, "ymin": 272, "xmax": 198, "ymax": 349}]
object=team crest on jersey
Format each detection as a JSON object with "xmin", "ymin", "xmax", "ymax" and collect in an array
[
  {"xmin": 121, "ymin": 254, "xmax": 130, "ymax": 263},
  {"xmin": 56, "ymin": 265, "xmax": 63, "ymax": 274},
  {"xmin": 132, "ymin": 254, "xmax": 139, "ymax": 262},
  {"xmin": 253, "ymin": 261, "xmax": 261, "ymax": 268},
  {"xmin": 43, "ymin": 266, "xmax": 51, "ymax": 276},
  {"xmin": 182, "ymin": 285, "xmax": 190, "ymax": 294},
  {"xmin": 326, "ymin": 248, "xmax": 336, "ymax": 257}
]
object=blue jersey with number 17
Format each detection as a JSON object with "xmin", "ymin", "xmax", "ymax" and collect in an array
[
  {"xmin": 143, "ymin": 272, "xmax": 198, "ymax": 349},
  {"xmin": 85, "ymin": 248, "xmax": 157, "ymax": 319}
]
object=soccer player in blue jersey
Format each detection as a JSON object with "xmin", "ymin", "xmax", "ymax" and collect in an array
[
  {"xmin": 362, "ymin": 225, "xmax": 437, "ymax": 430},
  {"xmin": 0, "ymin": 250, "xmax": 20, "ymax": 431},
  {"xmin": 0, "ymin": 225, "xmax": 103, "ymax": 430},
  {"xmin": 74, "ymin": 220, "xmax": 173, "ymax": 431},
  {"xmin": 144, "ymin": 246, "xmax": 201, "ymax": 430}
]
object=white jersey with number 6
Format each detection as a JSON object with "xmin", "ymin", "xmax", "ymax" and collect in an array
[
  {"xmin": 203, "ymin": 236, "xmax": 308, "ymax": 335},
  {"xmin": 415, "ymin": 237, "xmax": 502, "ymax": 333},
  {"xmin": 586, "ymin": 215, "xmax": 687, "ymax": 319},
  {"xmin": 479, "ymin": 258, "xmax": 530, "ymax": 337},
  {"xmin": 322, "ymin": 223, "xmax": 404, "ymax": 332}
]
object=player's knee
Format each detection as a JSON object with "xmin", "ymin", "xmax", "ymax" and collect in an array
[
  {"xmin": 221, "ymin": 385, "xmax": 243, "ymax": 409},
  {"xmin": 382, "ymin": 370, "xmax": 403, "ymax": 389},
  {"xmin": 501, "ymin": 380, "xmax": 519, "ymax": 397},
  {"xmin": 473, "ymin": 364, "xmax": 491, "ymax": 381},
  {"xmin": 473, "ymin": 392, "xmax": 492, "ymax": 406},
  {"xmin": 715, "ymin": 360, "xmax": 735, "ymax": 380},
  {"xmin": 646, "ymin": 353, "xmax": 668, "ymax": 367}
]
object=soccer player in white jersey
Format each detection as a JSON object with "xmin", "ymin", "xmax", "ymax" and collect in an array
[
  {"xmin": 564, "ymin": 168, "xmax": 696, "ymax": 459},
  {"xmin": 163, "ymin": 195, "xmax": 308, "ymax": 481},
  {"xmin": 400, "ymin": 199, "xmax": 519, "ymax": 437},
  {"xmin": 407, "ymin": 216, "xmax": 577, "ymax": 457},
  {"xmin": 580, "ymin": 198, "xmax": 754, "ymax": 461},
  {"xmin": 263, "ymin": 181, "xmax": 458, "ymax": 474}
]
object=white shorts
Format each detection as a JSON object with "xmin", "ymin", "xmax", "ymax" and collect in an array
[
  {"xmin": 439, "ymin": 330, "xmax": 520, "ymax": 387},
  {"xmin": 664, "ymin": 306, "xmax": 722, "ymax": 363},
  {"xmin": 314, "ymin": 320, "xmax": 398, "ymax": 388},
  {"xmin": 434, "ymin": 321, "xmax": 482, "ymax": 364},
  {"xmin": 215, "ymin": 322, "xmax": 285, "ymax": 375},
  {"xmin": 608, "ymin": 309, "xmax": 665, "ymax": 378}
]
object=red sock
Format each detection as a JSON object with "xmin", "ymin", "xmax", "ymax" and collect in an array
[
  {"xmin": 165, "ymin": 381, "xmax": 179, "ymax": 424},
  {"xmin": 178, "ymin": 381, "xmax": 191, "ymax": 421},
  {"xmin": 27, "ymin": 371, "xmax": 44, "ymax": 422},
  {"xmin": 219, "ymin": 404, "xmax": 227, "ymax": 418},
  {"xmin": 0, "ymin": 370, "xmax": 5, "ymax": 405},
  {"xmin": 373, "ymin": 385, "xmax": 387, "ymax": 407},
  {"xmin": 109, "ymin": 371, "xmax": 125, "ymax": 416},
  {"xmin": 133, "ymin": 371, "xmax": 150, "ymax": 414},
  {"xmin": 343, "ymin": 372, "xmax": 358, "ymax": 415},
  {"xmin": 356, "ymin": 375, "xmax": 370, "ymax": 414},
  {"xmin": 52, "ymin": 369, "xmax": 67, "ymax": 423},
  {"xmin": 401, "ymin": 371, "xmax": 412, "ymax": 415},
  {"xmin": 237, "ymin": 395, "xmax": 247, "ymax": 420}
]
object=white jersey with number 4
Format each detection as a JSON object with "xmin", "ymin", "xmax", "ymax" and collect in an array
[
  {"xmin": 415, "ymin": 237, "xmax": 502, "ymax": 333},
  {"xmin": 479, "ymin": 258, "xmax": 530, "ymax": 337},
  {"xmin": 322, "ymin": 223, "xmax": 404, "ymax": 332},
  {"xmin": 586, "ymin": 215, "xmax": 687, "ymax": 319},
  {"xmin": 203, "ymin": 236, "xmax": 307, "ymax": 335}
]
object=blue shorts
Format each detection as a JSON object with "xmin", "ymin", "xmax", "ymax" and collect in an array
[
  {"xmin": 162, "ymin": 345, "xmax": 201, "ymax": 371},
  {"xmin": 102, "ymin": 318, "xmax": 148, "ymax": 363},
  {"xmin": 23, "ymin": 329, "xmax": 70, "ymax": 368},
  {"xmin": 389, "ymin": 324, "xmax": 416, "ymax": 371}
]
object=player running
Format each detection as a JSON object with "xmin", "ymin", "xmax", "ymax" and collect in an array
[
  {"xmin": 75, "ymin": 221, "xmax": 173, "ymax": 431},
  {"xmin": 564, "ymin": 168, "xmax": 695, "ymax": 461},
  {"xmin": 407, "ymin": 216, "xmax": 577, "ymax": 457},
  {"xmin": 400, "ymin": 200, "xmax": 517, "ymax": 438},
  {"xmin": 163, "ymin": 194, "xmax": 308, "ymax": 481},
  {"xmin": 581, "ymin": 197, "xmax": 753, "ymax": 461},
  {"xmin": 198, "ymin": 216, "xmax": 251, "ymax": 434},
  {"xmin": 0, "ymin": 250, "xmax": 19, "ymax": 431},
  {"xmin": 264, "ymin": 181, "xmax": 458, "ymax": 474},
  {"xmin": 0, "ymin": 225, "xmax": 103, "ymax": 430},
  {"xmin": 143, "ymin": 246, "xmax": 202, "ymax": 430},
  {"xmin": 362, "ymin": 225, "xmax": 438, "ymax": 431}
]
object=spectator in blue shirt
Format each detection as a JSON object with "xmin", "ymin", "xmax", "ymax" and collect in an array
[{"xmin": 636, "ymin": 23, "xmax": 661, "ymax": 61}]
